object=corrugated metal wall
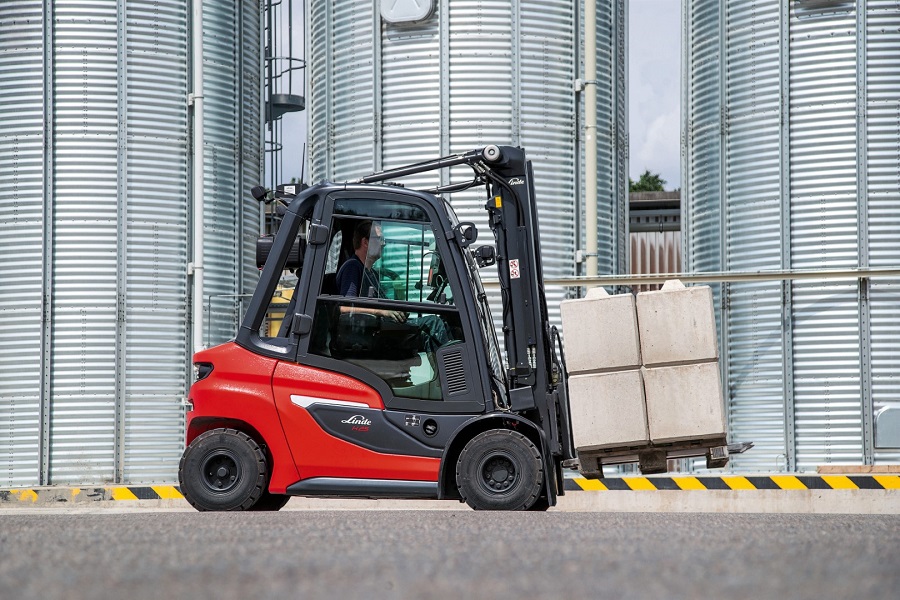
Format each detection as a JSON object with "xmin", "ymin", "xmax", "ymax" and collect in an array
[
  {"xmin": 789, "ymin": 2, "xmax": 862, "ymax": 469},
  {"xmin": 308, "ymin": 0, "xmax": 625, "ymax": 335},
  {"xmin": 49, "ymin": 0, "xmax": 121, "ymax": 485},
  {"xmin": 683, "ymin": 0, "xmax": 900, "ymax": 471},
  {"xmin": 0, "ymin": 0, "xmax": 261, "ymax": 487},
  {"xmin": 203, "ymin": 0, "xmax": 263, "ymax": 348},
  {"xmin": 0, "ymin": 0, "xmax": 45, "ymax": 487},
  {"xmin": 122, "ymin": 0, "xmax": 191, "ymax": 483}
]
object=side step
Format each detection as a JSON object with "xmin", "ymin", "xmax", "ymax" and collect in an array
[{"xmin": 286, "ymin": 477, "xmax": 438, "ymax": 499}]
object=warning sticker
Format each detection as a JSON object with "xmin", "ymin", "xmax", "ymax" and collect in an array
[{"xmin": 509, "ymin": 259, "xmax": 520, "ymax": 279}]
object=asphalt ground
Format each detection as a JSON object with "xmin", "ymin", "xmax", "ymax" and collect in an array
[{"xmin": 1, "ymin": 510, "xmax": 897, "ymax": 600}]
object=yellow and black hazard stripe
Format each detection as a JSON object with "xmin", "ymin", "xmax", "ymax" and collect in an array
[
  {"xmin": 564, "ymin": 475, "xmax": 900, "ymax": 491},
  {"xmin": 0, "ymin": 486, "xmax": 183, "ymax": 504}
]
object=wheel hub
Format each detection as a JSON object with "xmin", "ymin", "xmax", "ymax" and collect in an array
[
  {"xmin": 200, "ymin": 451, "xmax": 241, "ymax": 493},
  {"xmin": 481, "ymin": 454, "xmax": 517, "ymax": 493}
]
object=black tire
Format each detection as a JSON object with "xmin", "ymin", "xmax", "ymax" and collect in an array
[
  {"xmin": 178, "ymin": 428, "xmax": 267, "ymax": 511},
  {"xmin": 248, "ymin": 491, "xmax": 291, "ymax": 512},
  {"xmin": 455, "ymin": 429, "xmax": 544, "ymax": 511}
]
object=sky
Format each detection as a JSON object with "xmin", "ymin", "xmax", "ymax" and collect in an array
[
  {"xmin": 628, "ymin": 0, "xmax": 682, "ymax": 190},
  {"xmin": 276, "ymin": 1, "xmax": 683, "ymax": 191}
]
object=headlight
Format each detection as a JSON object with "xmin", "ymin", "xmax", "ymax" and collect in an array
[{"xmin": 193, "ymin": 362, "xmax": 214, "ymax": 381}]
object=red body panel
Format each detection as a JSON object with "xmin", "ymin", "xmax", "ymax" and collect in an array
[
  {"xmin": 187, "ymin": 343, "xmax": 300, "ymax": 493},
  {"xmin": 272, "ymin": 361, "xmax": 440, "ymax": 482},
  {"xmin": 188, "ymin": 343, "xmax": 440, "ymax": 494}
]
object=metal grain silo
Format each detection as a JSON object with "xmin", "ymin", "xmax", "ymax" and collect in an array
[
  {"xmin": 682, "ymin": 0, "xmax": 900, "ymax": 472},
  {"xmin": 308, "ymin": 0, "xmax": 628, "ymax": 327},
  {"xmin": 0, "ymin": 0, "xmax": 261, "ymax": 487}
]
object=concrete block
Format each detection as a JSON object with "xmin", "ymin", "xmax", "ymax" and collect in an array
[
  {"xmin": 560, "ymin": 288, "xmax": 641, "ymax": 374},
  {"xmin": 643, "ymin": 362, "xmax": 726, "ymax": 443},
  {"xmin": 569, "ymin": 370, "xmax": 649, "ymax": 451},
  {"xmin": 636, "ymin": 281, "xmax": 718, "ymax": 367}
]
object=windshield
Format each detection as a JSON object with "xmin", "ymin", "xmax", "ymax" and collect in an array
[{"xmin": 443, "ymin": 199, "xmax": 508, "ymax": 403}]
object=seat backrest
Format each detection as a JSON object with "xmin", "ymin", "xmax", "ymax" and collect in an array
[{"xmin": 322, "ymin": 272, "xmax": 338, "ymax": 295}]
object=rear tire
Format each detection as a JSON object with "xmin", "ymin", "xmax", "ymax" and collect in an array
[
  {"xmin": 456, "ymin": 429, "xmax": 543, "ymax": 511},
  {"xmin": 179, "ymin": 428, "xmax": 267, "ymax": 511}
]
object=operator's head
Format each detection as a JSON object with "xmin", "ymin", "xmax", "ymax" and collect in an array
[
  {"xmin": 353, "ymin": 220, "xmax": 372, "ymax": 250},
  {"xmin": 353, "ymin": 220, "xmax": 383, "ymax": 261}
]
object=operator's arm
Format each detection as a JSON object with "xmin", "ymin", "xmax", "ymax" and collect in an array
[{"xmin": 336, "ymin": 258, "xmax": 406, "ymax": 322}]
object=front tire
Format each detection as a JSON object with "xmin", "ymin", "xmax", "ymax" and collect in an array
[
  {"xmin": 456, "ymin": 429, "xmax": 544, "ymax": 511},
  {"xmin": 179, "ymin": 428, "xmax": 267, "ymax": 511}
]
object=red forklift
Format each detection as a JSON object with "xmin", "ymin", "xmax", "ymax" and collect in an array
[{"xmin": 179, "ymin": 145, "xmax": 575, "ymax": 511}]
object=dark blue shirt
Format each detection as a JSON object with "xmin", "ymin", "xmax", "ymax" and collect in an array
[{"xmin": 336, "ymin": 255, "xmax": 382, "ymax": 298}]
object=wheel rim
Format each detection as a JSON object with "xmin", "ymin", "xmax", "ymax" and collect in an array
[
  {"xmin": 477, "ymin": 451, "xmax": 519, "ymax": 495},
  {"xmin": 199, "ymin": 449, "xmax": 242, "ymax": 494}
]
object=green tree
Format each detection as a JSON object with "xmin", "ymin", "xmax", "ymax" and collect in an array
[{"xmin": 629, "ymin": 170, "xmax": 667, "ymax": 192}]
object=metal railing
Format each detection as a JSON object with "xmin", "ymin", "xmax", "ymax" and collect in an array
[{"xmin": 480, "ymin": 266, "xmax": 900, "ymax": 290}]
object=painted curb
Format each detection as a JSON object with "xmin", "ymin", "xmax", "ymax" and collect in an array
[
  {"xmin": 0, "ymin": 486, "xmax": 184, "ymax": 505},
  {"xmin": 3, "ymin": 475, "xmax": 899, "ymax": 505},
  {"xmin": 563, "ymin": 474, "xmax": 900, "ymax": 491}
]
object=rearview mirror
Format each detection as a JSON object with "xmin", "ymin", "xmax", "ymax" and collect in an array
[{"xmin": 473, "ymin": 245, "xmax": 496, "ymax": 268}]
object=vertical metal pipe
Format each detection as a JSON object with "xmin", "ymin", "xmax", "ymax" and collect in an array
[
  {"xmin": 237, "ymin": 1, "xmax": 246, "ymax": 317},
  {"xmin": 584, "ymin": 0, "xmax": 598, "ymax": 278},
  {"xmin": 191, "ymin": 0, "xmax": 205, "ymax": 353},
  {"xmin": 324, "ymin": 0, "xmax": 333, "ymax": 178},
  {"xmin": 439, "ymin": 0, "xmax": 449, "ymax": 188},
  {"xmin": 620, "ymin": 0, "xmax": 629, "ymax": 275},
  {"xmin": 779, "ymin": 0, "xmax": 796, "ymax": 472},
  {"xmin": 717, "ymin": 0, "xmax": 730, "ymax": 458},
  {"xmin": 114, "ymin": 0, "xmax": 128, "ymax": 483},
  {"xmin": 680, "ymin": 0, "xmax": 690, "ymax": 271},
  {"xmin": 40, "ymin": 0, "xmax": 55, "ymax": 486},
  {"xmin": 573, "ymin": 0, "xmax": 582, "ymax": 281},
  {"xmin": 260, "ymin": 1, "xmax": 266, "ymax": 233},
  {"xmin": 373, "ymin": 4, "xmax": 382, "ymax": 172},
  {"xmin": 856, "ymin": 0, "xmax": 874, "ymax": 465},
  {"xmin": 511, "ymin": 0, "xmax": 520, "ymax": 147}
]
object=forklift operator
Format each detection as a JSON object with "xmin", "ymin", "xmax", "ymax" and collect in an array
[
  {"xmin": 335, "ymin": 220, "xmax": 407, "ymax": 323},
  {"xmin": 336, "ymin": 220, "xmax": 450, "ymax": 352}
]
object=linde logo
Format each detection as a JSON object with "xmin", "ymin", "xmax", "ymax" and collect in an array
[
  {"xmin": 508, "ymin": 177, "xmax": 525, "ymax": 185},
  {"xmin": 341, "ymin": 415, "xmax": 372, "ymax": 426}
]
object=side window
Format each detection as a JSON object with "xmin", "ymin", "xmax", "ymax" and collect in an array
[
  {"xmin": 310, "ymin": 215, "xmax": 465, "ymax": 402},
  {"xmin": 324, "ymin": 230, "xmax": 342, "ymax": 274},
  {"xmin": 257, "ymin": 229, "xmax": 306, "ymax": 340},
  {"xmin": 378, "ymin": 221, "xmax": 456, "ymax": 305}
]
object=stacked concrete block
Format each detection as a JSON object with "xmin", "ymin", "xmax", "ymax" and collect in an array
[
  {"xmin": 635, "ymin": 280, "xmax": 718, "ymax": 365},
  {"xmin": 568, "ymin": 370, "xmax": 648, "ymax": 450},
  {"xmin": 561, "ymin": 280, "xmax": 726, "ymax": 452},
  {"xmin": 636, "ymin": 280, "xmax": 725, "ymax": 443},
  {"xmin": 641, "ymin": 362, "xmax": 724, "ymax": 443},
  {"xmin": 560, "ymin": 286, "xmax": 641, "ymax": 372},
  {"xmin": 560, "ymin": 287, "xmax": 648, "ymax": 450}
]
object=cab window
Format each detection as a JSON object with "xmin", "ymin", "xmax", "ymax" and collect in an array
[{"xmin": 309, "ymin": 213, "xmax": 464, "ymax": 401}]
